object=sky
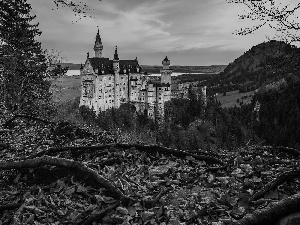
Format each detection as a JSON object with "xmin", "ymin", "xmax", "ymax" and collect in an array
[{"xmin": 26, "ymin": 0, "xmax": 294, "ymax": 66}]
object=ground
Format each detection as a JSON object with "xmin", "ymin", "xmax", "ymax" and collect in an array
[{"xmin": 1, "ymin": 115, "xmax": 300, "ymax": 224}]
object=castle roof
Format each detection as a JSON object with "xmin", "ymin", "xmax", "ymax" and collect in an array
[{"xmin": 88, "ymin": 57, "xmax": 141, "ymax": 75}]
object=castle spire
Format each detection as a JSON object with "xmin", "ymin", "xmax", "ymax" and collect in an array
[
  {"xmin": 94, "ymin": 27, "xmax": 103, "ymax": 58},
  {"xmin": 114, "ymin": 46, "xmax": 119, "ymax": 60}
]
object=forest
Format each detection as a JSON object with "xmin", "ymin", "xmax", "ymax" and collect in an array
[{"xmin": 2, "ymin": 0, "xmax": 300, "ymax": 224}]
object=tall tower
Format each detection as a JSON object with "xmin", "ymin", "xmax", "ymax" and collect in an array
[
  {"xmin": 94, "ymin": 28, "xmax": 103, "ymax": 58},
  {"xmin": 113, "ymin": 46, "xmax": 120, "ymax": 108},
  {"xmin": 161, "ymin": 56, "xmax": 172, "ymax": 84}
]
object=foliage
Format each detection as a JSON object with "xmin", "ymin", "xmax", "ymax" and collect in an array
[
  {"xmin": 0, "ymin": 0, "xmax": 50, "ymax": 113},
  {"xmin": 44, "ymin": 49, "xmax": 69, "ymax": 77},
  {"xmin": 254, "ymin": 76, "xmax": 300, "ymax": 148},
  {"xmin": 161, "ymin": 94, "xmax": 256, "ymax": 151}
]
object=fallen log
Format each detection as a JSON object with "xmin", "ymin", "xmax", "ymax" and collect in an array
[
  {"xmin": 250, "ymin": 170, "xmax": 300, "ymax": 202},
  {"xmin": 115, "ymin": 143, "xmax": 225, "ymax": 165},
  {"xmin": 0, "ymin": 156, "xmax": 129, "ymax": 203},
  {"xmin": 233, "ymin": 193, "xmax": 300, "ymax": 225}
]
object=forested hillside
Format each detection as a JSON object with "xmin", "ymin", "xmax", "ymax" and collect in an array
[{"xmin": 208, "ymin": 41, "xmax": 300, "ymax": 94}]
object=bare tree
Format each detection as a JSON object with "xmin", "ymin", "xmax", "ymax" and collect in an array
[{"xmin": 227, "ymin": 0, "xmax": 300, "ymax": 43}]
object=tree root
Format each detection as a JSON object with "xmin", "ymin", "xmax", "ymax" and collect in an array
[
  {"xmin": 254, "ymin": 146, "xmax": 300, "ymax": 157},
  {"xmin": 29, "ymin": 143, "xmax": 224, "ymax": 165},
  {"xmin": 29, "ymin": 144, "xmax": 114, "ymax": 158},
  {"xmin": 79, "ymin": 202, "xmax": 120, "ymax": 225},
  {"xmin": 250, "ymin": 170, "xmax": 300, "ymax": 202},
  {"xmin": 0, "ymin": 203, "xmax": 22, "ymax": 212},
  {"xmin": 115, "ymin": 143, "xmax": 224, "ymax": 165},
  {"xmin": 0, "ymin": 143, "xmax": 10, "ymax": 150},
  {"xmin": 142, "ymin": 187, "xmax": 170, "ymax": 209},
  {"xmin": 0, "ymin": 156, "xmax": 131, "ymax": 203},
  {"xmin": 273, "ymin": 146, "xmax": 300, "ymax": 157},
  {"xmin": 233, "ymin": 193, "xmax": 300, "ymax": 225},
  {"xmin": 0, "ymin": 129, "xmax": 12, "ymax": 134}
]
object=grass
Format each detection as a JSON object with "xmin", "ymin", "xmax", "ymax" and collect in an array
[
  {"xmin": 216, "ymin": 90, "xmax": 255, "ymax": 108},
  {"xmin": 50, "ymin": 76, "xmax": 81, "ymax": 102}
]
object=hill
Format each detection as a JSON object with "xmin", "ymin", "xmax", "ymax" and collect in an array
[{"xmin": 216, "ymin": 40, "xmax": 300, "ymax": 92}]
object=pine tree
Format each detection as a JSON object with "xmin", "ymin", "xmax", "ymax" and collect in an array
[{"xmin": 0, "ymin": 0, "xmax": 50, "ymax": 113}]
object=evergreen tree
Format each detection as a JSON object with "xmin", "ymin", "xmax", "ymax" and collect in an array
[{"xmin": 0, "ymin": 0, "xmax": 50, "ymax": 113}]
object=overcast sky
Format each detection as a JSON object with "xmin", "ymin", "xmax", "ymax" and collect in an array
[{"xmin": 27, "ymin": 0, "xmax": 286, "ymax": 66}]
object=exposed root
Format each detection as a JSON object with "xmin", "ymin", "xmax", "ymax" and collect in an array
[
  {"xmin": 0, "ymin": 203, "xmax": 22, "ymax": 212},
  {"xmin": 142, "ymin": 187, "xmax": 170, "ymax": 209},
  {"xmin": 115, "ymin": 143, "xmax": 224, "ymax": 165},
  {"xmin": 234, "ymin": 193, "xmax": 300, "ymax": 225},
  {"xmin": 250, "ymin": 170, "xmax": 300, "ymax": 202},
  {"xmin": 79, "ymin": 202, "xmax": 120, "ymax": 225},
  {"xmin": 0, "ymin": 156, "xmax": 128, "ymax": 202}
]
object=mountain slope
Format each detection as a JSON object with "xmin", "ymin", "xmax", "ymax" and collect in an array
[{"xmin": 219, "ymin": 40, "xmax": 300, "ymax": 88}]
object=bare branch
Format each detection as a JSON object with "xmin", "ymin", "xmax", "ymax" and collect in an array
[{"xmin": 228, "ymin": 0, "xmax": 300, "ymax": 43}]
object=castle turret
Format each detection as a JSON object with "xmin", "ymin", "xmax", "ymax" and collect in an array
[
  {"xmin": 113, "ymin": 46, "xmax": 120, "ymax": 108},
  {"xmin": 160, "ymin": 56, "xmax": 172, "ymax": 84},
  {"xmin": 94, "ymin": 28, "xmax": 103, "ymax": 58}
]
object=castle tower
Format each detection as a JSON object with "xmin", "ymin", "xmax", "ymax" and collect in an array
[
  {"xmin": 113, "ymin": 46, "xmax": 120, "ymax": 108},
  {"xmin": 160, "ymin": 56, "xmax": 172, "ymax": 84},
  {"xmin": 94, "ymin": 28, "xmax": 103, "ymax": 58}
]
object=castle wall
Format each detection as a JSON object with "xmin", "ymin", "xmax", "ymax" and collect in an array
[{"xmin": 79, "ymin": 31, "xmax": 173, "ymax": 121}]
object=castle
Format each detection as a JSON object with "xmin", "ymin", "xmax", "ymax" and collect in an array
[{"xmin": 79, "ymin": 29, "xmax": 172, "ymax": 119}]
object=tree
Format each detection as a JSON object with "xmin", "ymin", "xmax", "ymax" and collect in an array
[
  {"xmin": 228, "ymin": 0, "xmax": 300, "ymax": 43},
  {"xmin": 44, "ymin": 49, "xmax": 69, "ymax": 77},
  {"xmin": 0, "ymin": 0, "xmax": 50, "ymax": 113}
]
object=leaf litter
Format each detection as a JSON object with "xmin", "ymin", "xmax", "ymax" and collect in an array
[{"xmin": 1, "ymin": 117, "xmax": 300, "ymax": 224}]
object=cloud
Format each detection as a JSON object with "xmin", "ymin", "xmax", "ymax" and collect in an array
[{"xmin": 27, "ymin": 0, "xmax": 275, "ymax": 65}]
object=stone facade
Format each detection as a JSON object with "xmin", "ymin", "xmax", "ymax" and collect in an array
[{"xmin": 79, "ymin": 30, "xmax": 172, "ymax": 119}]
